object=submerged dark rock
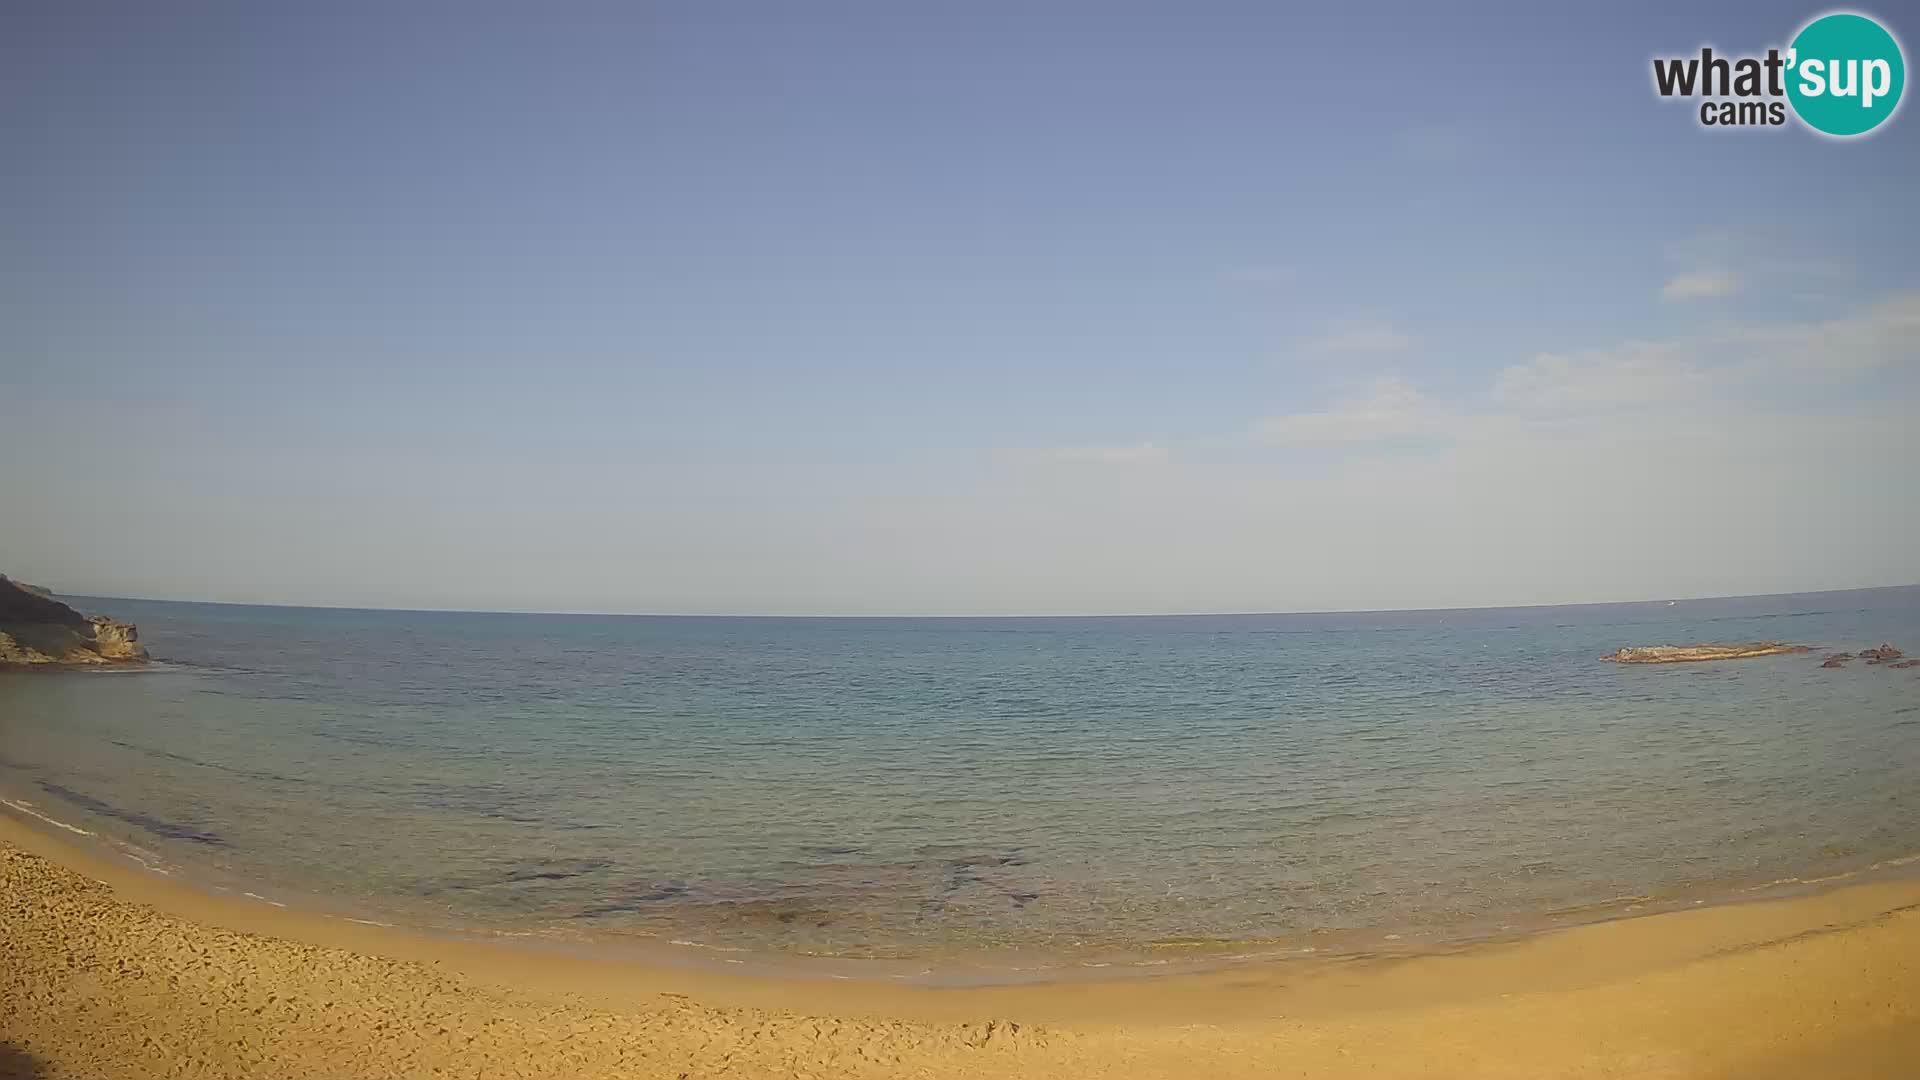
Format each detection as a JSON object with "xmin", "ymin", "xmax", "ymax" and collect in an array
[{"xmin": 0, "ymin": 576, "xmax": 148, "ymax": 667}]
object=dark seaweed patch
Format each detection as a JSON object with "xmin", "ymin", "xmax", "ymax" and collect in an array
[
  {"xmin": 910, "ymin": 847, "xmax": 1040, "ymax": 920},
  {"xmin": 403, "ymin": 781, "xmax": 558, "ymax": 827},
  {"xmin": 500, "ymin": 858, "xmax": 613, "ymax": 885},
  {"xmin": 573, "ymin": 880, "xmax": 694, "ymax": 918},
  {"xmin": 37, "ymin": 782, "xmax": 225, "ymax": 846},
  {"xmin": 802, "ymin": 844, "xmax": 865, "ymax": 858},
  {"xmin": 419, "ymin": 858, "xmax": 616, "ymax": 895},
  {"xmin": 106, "ymin": 739, "xmax": 310, "ymax": 787}
]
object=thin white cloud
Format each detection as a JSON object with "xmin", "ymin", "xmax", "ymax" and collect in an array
[
  {"xmin": 1492, "ymin": 341, "xmax": 1715, "ymax": 414},
  {"xmin": 1038, "ymin": 442, "xmax": 1171, "ymax": 466},
  {"xmin": 1265, "ymin": 289, "xmax": 1919, "ymax": 448},
  {"xmin": 932, "ymin": 294, "xmax": 1920, "ymax": 611},
  {"xmin": 1249, "ymin": 376, "xmax": 1440, "ymax": 447},
  {"xmin": 1737, "ymin": 291, "xmax": 1920, "ymax": 372},
  {"xmin": 1021, "ymin": 290, "xmax": 1916, "ymax": 471},
  {"xmin": 1662, "ymin": 270, "xmax": 1740, "ymax": 301},
  {"xmin": 1666, "ymin": 226, "xmax": 1852, "ymax": 283},
  {"xmin": 1303, "ymin": 321, "xmax": 1416, "ymax": 354}
]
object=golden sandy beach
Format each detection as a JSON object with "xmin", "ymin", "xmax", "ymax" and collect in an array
[{"xmin": 3, "ymin": 814, "xmax": 1918, "ymax": 1080}]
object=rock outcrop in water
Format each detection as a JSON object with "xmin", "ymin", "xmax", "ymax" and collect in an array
[
  {"xmin": 1601, "ymin": 642, "xmax": 1810, "ymax": 664},
  {"xmin": 1603, "ymin": 641, "xmax": 1916, "ymax": 672},
  {"xmin": 0, "ymin": 576, "xmax": 148, "ymax": 667}
]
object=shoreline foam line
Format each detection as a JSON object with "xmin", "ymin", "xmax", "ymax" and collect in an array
[{"xmin": 0, "ymin": 797, "xmax": 95, "ymax": 836}]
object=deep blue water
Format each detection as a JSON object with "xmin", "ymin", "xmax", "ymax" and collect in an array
[{"xmin": 3, "ymin": 587, "xmax": 1918, "ymax": 971}]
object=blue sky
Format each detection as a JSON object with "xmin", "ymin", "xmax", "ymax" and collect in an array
[{"xmin": 4, "ymin": 1, "xmax": 1917, "ymax": 614}]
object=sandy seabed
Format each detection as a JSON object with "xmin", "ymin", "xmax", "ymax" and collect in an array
[{"xmin": 3, "ymin": 814, "xmax": 1918, "ymax": 1079}]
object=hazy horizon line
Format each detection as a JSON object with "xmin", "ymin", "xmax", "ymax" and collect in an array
[{"xmin": 44, "ymin": 581, "xmax": 1920, "ymax": 623}]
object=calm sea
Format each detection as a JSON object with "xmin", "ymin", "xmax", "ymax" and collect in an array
[{"xmin": 3, "ymin": 588, "xmax": 1918, "ymax": 977}]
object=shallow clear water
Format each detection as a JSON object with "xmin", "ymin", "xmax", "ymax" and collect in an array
[{"xmin": 3, "ymin": 589, "xmax": 1918, "ymax": 970}]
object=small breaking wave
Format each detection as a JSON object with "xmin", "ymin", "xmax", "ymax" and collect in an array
[{"xmin": 0, "ymin": 798, "xmax": 94, "ymax": 836}]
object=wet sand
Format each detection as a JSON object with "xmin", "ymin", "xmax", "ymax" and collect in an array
[{"xmin": 3, "ymin": 814, "xmax": 1918, "ymax": 1079}]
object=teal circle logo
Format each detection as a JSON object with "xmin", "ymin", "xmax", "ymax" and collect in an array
[{"xmin": 1786, "ymin": 12, "xmax": 1906, "ymax": 136}]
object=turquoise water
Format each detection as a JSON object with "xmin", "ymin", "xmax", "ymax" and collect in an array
[{"xmin": 3, "ymin": 588, "xmax": 1918, "ymax": 973}]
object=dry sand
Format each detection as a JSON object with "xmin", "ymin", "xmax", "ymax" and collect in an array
[{"xmin": 3, "ymin": 814, "xmax": 1918, "ymax": 1079}]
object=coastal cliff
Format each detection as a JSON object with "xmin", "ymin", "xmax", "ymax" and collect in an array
[{"xmin": 0, "ymin": 576, "xmax": 148, "ymax": 666}]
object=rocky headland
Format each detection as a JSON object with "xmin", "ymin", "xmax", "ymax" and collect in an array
[{"xmin": 0, "ymin": 576, "xmax": 148, "ymax": 667}]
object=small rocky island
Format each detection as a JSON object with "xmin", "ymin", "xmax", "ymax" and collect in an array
[
  {"xmin": 1602, "ymin": 643, "xmax": 1811, "ymax": 664},
  {"xmin": 1820, "ymin": 644, "xmax": 1914, "ymax": 669},
  {"xmin": 1603, "ymin": 641, "xmax": 1915, "ymax": 670},
  {"xmin": 0, "ymin": 575, "xmax": 148, "ymax": 667}
]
